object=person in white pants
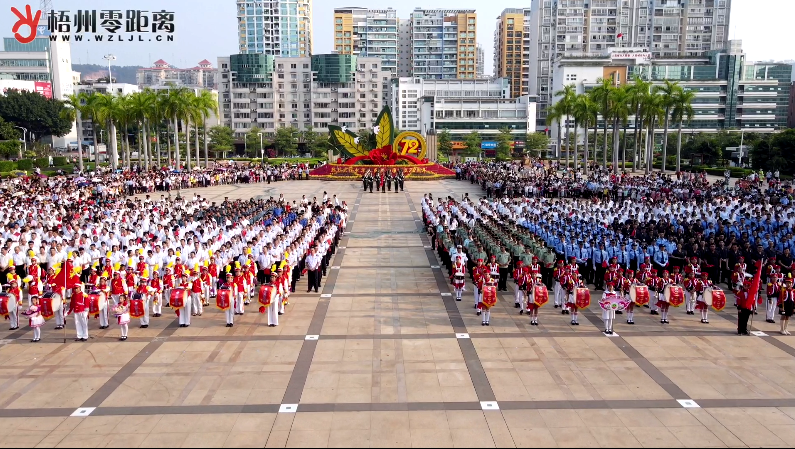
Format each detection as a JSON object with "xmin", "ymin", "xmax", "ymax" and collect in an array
[
  {"xmin": 54, "ymin": 288, "xmax": 68, "ymax": 330},
  {"xmin": 150, "ymin": 273, "xmax": 163, "ymax": 318},
  {"xmin": 72, "ymin": 285, "xmax": 89, "ymax": 341},
  {"xmin": 602, "ymin": 283, "xmax": 617, "ymax": 335},
  {"xmin": 267, "ymin": 282, "xmax": 280, "ymax": 327},
  {"xmin": 190, "ymin": 273, "xmax": 203, "ymax": 317},
  {"xmin": 222, "ymin": 274, "xmax": 236, "ymax": 327},
  {"xmin": 178, "ymin": 275, "xmax": 192, "ymax": 327},
  {"xmin": 116, "ymin": 297, "xmax": 130, "ymax": 341}
]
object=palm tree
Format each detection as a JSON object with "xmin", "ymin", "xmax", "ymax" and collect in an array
[
  {"xmin": 64, "ymin": 93, "xmax": 85, "ymax": 171},
  {"xmin": 641, "ymin": 91, "xmax": 664, "ymax": 174},
  {"xmin": 163, "ymin": 88, "xmax": 190, "ymax": 169},
  {"xmin": 545, "ymin": 102, "xmax": 565, "ymax": 165},
  {"xmin": 95, "ymin": 93, "xmax": 122, "ymax": 170},
  {"xmin": 591, "ymin": 78, "xmax": 615, "ymax": 167},
  {"xmin": 671, "ymin": 89, "xmax": 696, "ymax": 172},
  {"xmin": 82, "ymin": 92, "xmax": 103, "ymax": 167},
  {"xmin": 572, "ymin": 94, "xmax": 596, "ymax": 174},
  {"xmin": 608, "ymin": 87, "xmax": 631, "ymax": 174},
  {"xmin": 128, "ymin": 91, "xmax": 154, "ymax": 169},
  {"xmin": 626, "ymin": 76, "xmax": 650, "ymax": 172},
  {"xmin": 114, "ymin": 94, "xmax": 133, "ymax": 169},
  {"xmin": 193, "ymin": 90, "xmax": 217, "ymax": 168},
  {"xmin": 553, "ymin": 84, "xmax": 577, "ymax": 170},
  {"xmin": 653, "ymin": 80, "xmax": 681, "ymax": 172}
]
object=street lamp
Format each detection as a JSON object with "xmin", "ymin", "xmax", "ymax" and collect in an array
[
  {"xmin": 258, "ymin": 132, "xmax": 264, "ymax": 163},
  {"xmin": 13, "ymin": 126, "xmax": 27, "ymax": 158},
  {"xmin": 103, "ymin": 54, "xmax": 117, "ymax": 93}
]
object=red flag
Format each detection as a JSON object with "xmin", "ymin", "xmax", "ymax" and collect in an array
[
  {"xmin": 617, "ymin": 33, "xmax": 624, "ymax": 38},
  {"xmin": 747, "ymin": 260, "xmax": 764, "ymax": 308}
]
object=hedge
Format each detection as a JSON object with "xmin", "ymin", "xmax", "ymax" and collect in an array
[
  {"xmin": 53, "ymin": 156, "xmax": 67, "ymax": 166},
  {"xmin": 34, "ymin": 157, "xmax": 49, "ymax": 168},
  {"xmin": 0, "ymin": 161, "xmax": 14, "ymax": 172},
  {"xmin": 15, "ymin": 159, "xmax": 32, "ymax": 170}
]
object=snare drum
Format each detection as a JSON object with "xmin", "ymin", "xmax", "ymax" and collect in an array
[
  {"xmin": 169, "ymin": 288, "xmax": 188, "ymax": 309},
  {"xmin": 664, "ymin": 285, "xmax": 685, "ymax": 307},
  {"xmin": 87, "ymin": 291, "xmax": 107, "ymax": 315},
  {"xmin": 0, "ymin": 293, "xmax": 17, "ymax": 318},
  {"xmin": 40, "ymin": 292, "xmax": 63, "ymax": 320},
  {"xmin": 704, "ymin": 288, "xmax": 726, "ymax": 311},
  {"xmin": 629, "ymin": 285, "xmax": 650, "ymax": 306},
  {"xmin": 216, "ymin": 287, "xmax": 233, "ymax": 311}
]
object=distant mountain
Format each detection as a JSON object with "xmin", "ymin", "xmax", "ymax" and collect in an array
[{"xmin": 72, "ymin": 64, "xmax": 143, "ymax": 85}]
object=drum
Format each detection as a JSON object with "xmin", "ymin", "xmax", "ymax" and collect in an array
[
  {"xmin": 532, "ymin": 284, "xmax": 549, "ymax": 308},
  {"xmin": 704, "ymin": 288, "xmax": 727, "ymax": 311},
  {"xmin": 129, "ymin": 298, "xmax": 145, "ymax": 318},
  {"xmin": 629, "ymin": 285, "xmax": 650, "ymax": 306},
  {"xmin": 453, "ymin": 274, "xmax": 465, "ymax": 288},
  {"xmin": 258, "ymin": 285, "xmax": 274, "ymax": 308},
  {"xmin": 664, "ymin": 285, "xmax": 685, "ymax": 308},
  {"xmin": 479, "ymin": 285, "xmax": 497, "ymax": 310},
  {"xmin": 170, "ymin": 288, "xmax": 188, "ymax": 309},
  {"xmin": 40, "ymin": 292, "xmax": 62, "ymax": 320},
  {"xmin": 216, "ymin": 287, "xmax": 232, "ymax": 311},
  {"xmin": 87, "ymin": 291, "xmax": 107, "ymax": 316},
  {"xmin": 599, "ymin": 292, "xmax": 630, "ymax": 312},
  {"xmin": 0, "ymin": 293, "xmax": 17, "ymax": 318},
  {"xmin": 575, "ymin": 287, "xmax": 591, "ymax": 309},
  {"xmin": 702, "ymin": 288, "xmax": 714, "ymax": 306}
]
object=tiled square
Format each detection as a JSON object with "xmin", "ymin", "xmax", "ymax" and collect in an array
[
  {"xmin": 751, "ymin": 331, "xmax": 768, "ymax": 337},
  {"xmin": 321, "ymin": 294, "xmax": 332, "ymax": 298}
]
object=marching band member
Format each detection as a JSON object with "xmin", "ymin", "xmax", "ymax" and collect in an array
[
  {"xmin": 695, "ymin": 271, "xmax": 712, "ymax": 324},
  {"xmin": 779, "ymin": 276, "xmax": 794, "ymax": 335},
  {"xmin": 200, "ymin": 265, "xmax": 212, "ymax": 307},
  {"xmin": 150, "ymin": 270, "xmax": 163, "ymax": 318},
  {"xmin": 208, "ymin": 256, "xmax": 218, "ymax": 297},
  {"xmin": 233, "ymin": 266, "xmax": 246, "ymax": 315},
  {"xmin": 222, "ymin": 273, "xmax": 237, "ymax": 327},
  {"xmin": 190, "ymin": 269, "xmax": 204, "ymax": 317},
  {"xmin": 473, "ymin": 259, "xmax": 486, "ymax": 314},
  {"xmin": 656, "ymin": 270, "xmax": 671, "ymax": 324},
  {"xmin": 563, "ymin": 269, "xmax": 580, "ymax": 325},
  {"xmin": 162, "ymin": 265, "xmax": 175, "ymax": 308},
  {"xmin": 487, "ymin": 255, "xmax": 500, "ymax": 290},
  {"xmin": 683, "ymin": 270, "xmax": 697, "ymax": 316},
  {"xmin": 268, "ymin": 275, "xmax": 280, "ymax": 327},
  {"xmin": 452, "ymin": 258, "xmax": 467, "ymax": 302},
  {"xmin": 110, "ymin": 271, "xmax": 127, "ymax": 307},
  {"xmin": 623, "ymin": 269, "xmax": 636, "ymax": 325},
  {"xmin": 97, "ymin": 274, "xmax": 111, "ymax": 328},
  {"xmin": 6, "ymin": 277, "xmax": 21, "ymax": 330},
  {"xmin": 602, "ymin": 282, "xmax": 618, "ymax": 335},
  {"xmin": 766, "ymin": 265, "xmax": 783, "ymax": 324},
  {"xmin": 526, "ymin": 274, "xmax": 544, "ymax": 326},
  {"xmin": 177, "ymin": 273, "xmax": 192, "ymax": 327},
  {"xmin": 70, "ymin": 283, "xmax": 89, "ymax": 341},
  {"xmin": 513, "ymin": 260, "xmax": 527, "ymax": 312},
  {"xmin": 553, "ymin": 260, "xmax": 565, "ymax": 312},
  {"xmin": 478, "ymin": 273, "xmax": 497, "ymax": 326},
  {"xmin": 135, "ymin": 272, "xmax": 153, "ymax": 328}
]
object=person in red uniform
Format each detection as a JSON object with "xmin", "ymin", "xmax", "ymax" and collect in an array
[
  {"xmin": 513, "ymin": 260, "xmax": 528, "ymax": 312},
  {"xmin": 190, "ymin": 271, "xmax": 204, "ymax": 317},
  {"xmin": 70, "ymin": 284, "xmax": 89, "ymax": 341},
  {"xmin": 472, "ymin": 259, "xmax": 487, "ymax": 312},
  {"xmin": 645, "ymin": 268, "xmax": 659, "ymax": 316},
  {"xmin": 233, "ymin": 268, "xmax": 246, "ymax": 315},
  {"xmin": 6, "ymin": 277, "xmax": 22, "ymax": 330},
  {"xmin": 655, "ymin": 270, "xmax": 672, "ymax": 324},
  {"xmin": 162, "ymin": 266, "xmax": 175, "ymax": 308},
  {"xmin": 110, "ymin": 271, "xmax": 127, "ymax": 306},
  {"xmin": 695, "ymin": 271, "xmax": 713, "ymax": 324},
  {"xmin": 737, "ymin": 281, "xmax": 753, "ymax": 335}
]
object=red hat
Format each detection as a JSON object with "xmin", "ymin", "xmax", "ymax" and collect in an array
[
  {"xmin": 570, "ymin": 257, "xmax": 576, "ymax": 262},
  {"xmin": 662, "ymin": 270, "xmax": 669, "ymax": 276},
  {"xmin": 673, "ymin": 266, "xmax": 680, "ymax": 271},
  {"xmin": 477, "ymin": 258, "xmax": 484, "ymax": 263},
  {"xmin": 626, "ymin": 269, "xmax": 634, "ymax": 276},
  {"xmin": 650, "ymin": 268, "xmax": 658, "ymax": 276},
  {"xmin": 701, "ymin": 271, "xmax": 709, "ymax": 277},
  {"xmin": 606, "ymin": 282, "xmax": 615, "ymax": 289},
  {"xmin": 557, "ymin": 260, "xmax": 564, "ymax": 265},
  {"xmin": 516, "ymin": 260, "xmax": 524, "ymax": 266},
  {"xmin": 532, "ymin": 256, "xmax": 538, "ymax": 261}
]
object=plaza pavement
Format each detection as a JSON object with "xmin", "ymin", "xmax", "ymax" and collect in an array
[{"xmin": 0, "ymin": 179, "xmax": 793, "ymax": 448}]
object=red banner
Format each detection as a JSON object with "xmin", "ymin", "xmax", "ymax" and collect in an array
[{"xmin": 34, "ymin": 82, "xmax": 52, "ymax": 99}]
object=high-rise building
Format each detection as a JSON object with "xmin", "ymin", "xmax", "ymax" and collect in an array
[
  {"xmin": 333, "ymin": 7, "xmax": 399, "ymax": 75},
  {"xmin": 236, "ymin": 0, "xmax": 312, "ymax": 57},
  {"xmin": 512, "ymin": 0, "xmax": 732, "ymax": 131},
  {"xmin": 409, "ymin": 8, "xmax": 477, "ymax": 80},
  {"xmin": 494, "ymin": 8, "xmax": 530, "ymax": 99},
  {"xmin": 476, "ymin": 44, "xmax": 485, "ymax": 78},
  {"xmin": 217, "ymin": 54, "xmax": 390, "ymax": 139},
  {"xmin": 136, "ymin": 59, "xmax": 218, "ymax": 89}
]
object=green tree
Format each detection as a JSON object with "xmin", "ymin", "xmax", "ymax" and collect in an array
[
  {"xmin": 653, "ymin": 80, "xmax": 681, "ymax": 172},
  {"xmin": 208, "ymin": 125, "xmax": 233, "ymax": 158},
  {"xmin": 0, "ymin": 88, "xmax": 72, "ymax": 141},
  {"xmin": 274, "ymin": 126, "xmax": 298, "ymax": 156},
  {"xmin": 463, "ymin": 131, "xmax": 481, "ymax": 156},
  {"xmin": 626, "ymin": 76, "xmax": 651, "ymax": 172},
  {"xmin": 572, "ymin": 94, "xmax": 597, "ymax": 172},
  {"xmin": 608, "ymin": 87, "xmax": 631, "ymax": 173},
  {"xmin": 671, "ymin": 89, "xmax": 695, "ymax": 172},
  {"xmin": 591, "ymin": 78, "xmax": 615, "ymax": 167},
  {"xmin": 524, "ymin": 132, "xmax": 550, "ymax": 158},
  {"xmin": 245, "ymin": 126, "xmax": 265, "ymax": 157},
  {"xmin": 63, "ymin": 93, "xmax": 86, "ymax": 170},
  {"xmin": 552, "ymin": 84, "xmax": 577, "ymax": 168},
  {"xmin": 545, "ymin": 102, "xmax": 565, "ymax": 164},
  {"xmin": 299, "ymin": 126, "xmax": 329, "ymax": 158},
  {"xmin": 496, "ymin": 127, "xmax": 513, "ymax": 161},
  {"xmin": 0, "ymin": 116, "xmax": 20, "ymax": 141},
  {"xmin": 356, "ymin": 128, "xmax": 374, "ymax": 149},
  {"xmin": 438, "ymin": 130, "xmax": 454, "ymax": 157}
]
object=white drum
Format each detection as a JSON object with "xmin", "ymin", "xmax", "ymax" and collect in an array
[
  {"xmin": 43, "ymin": 292, "xmax": 63, "ymax": 313},
  {"xmin": 702, "ymin": 288, "xmax": 714, "ymax": 306}
]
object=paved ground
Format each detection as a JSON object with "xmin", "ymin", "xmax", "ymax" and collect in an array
[{"xmin": 1, "ymin": 179, "xmax": 794, "ymax": 448}]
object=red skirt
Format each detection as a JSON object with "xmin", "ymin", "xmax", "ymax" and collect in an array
[
  {"xmin": 695, "ymin": 301, "xmax": 708, "ymax": 310},
  {"xmin": 526, "ymin": 303, "xmax": 539, "ymax": 311}
]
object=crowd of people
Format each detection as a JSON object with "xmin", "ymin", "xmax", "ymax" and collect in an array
[
  {"xmin": 430, "ymin": 161, "xmax": 795, "ymax": 335},
  {"xmin": 0, "ymin": 169, "xmax": 347, "ymax": 342}
]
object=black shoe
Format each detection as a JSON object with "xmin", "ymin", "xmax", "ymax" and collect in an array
[
  {"xmin": 661, "ymin": 319, "xmax": 665, "ymax": 324},
  {"xmin": 616, "ymin": 311, "xmax": 623, "ymax": 315},
  {"xmin": 9, "ymin": 327, "xmax": 17, "ymax": 330},
  {"xmin": 643, "ymin": 305, "xmax": 649, "ymax": 308},
  {"xmin": 571, "ymin": 320, "xmax": 576, "ymax": 325},
  {"xmin": 482, "ymin": 322, "xmax": 486, "ymax": 326},
  {"xmin": 486, "ymin": 322, "xmax": 490, "ymax": 326},
  {"xmin": 514, "ymin": 303, "xmax": 520, "ymax": 308},
  {"xmin": 74, "ymin": 338, "xmax": 81, "ymax": 342},
  {"xmin": 226, "ymin": 323, "xmax": 232, "ymax": 327},
  {"xmin": 651, "ymin": 311, "xmax": 659, "ymax": 315},
  {"xmin": 562, "ymin": 310, "xmax": 566, "ymax": 315},
  {"xmin": 575, "ymin": 322, "xmax": 579, "ymax": 326},
  {"xmin": 519, "ymin": 310, "xmax": 524, "ymax": 315},
  {"xmin": 140, "ymin": 325, "xmax": 148, "ymax": 328},
  {"xmin": 741, "ymin": 331, "xmax": 750, "ymax": 336},
  {"xmin": 554, "ymin": 305, "xmax": 559, "ymax": 308},
  {"xmin": 456, "ymin": 298, "xmax": 461, "ymax": 302},
  {"xmin": 477, "ymin": 311, "xmax": 481, "ymax": 316}
]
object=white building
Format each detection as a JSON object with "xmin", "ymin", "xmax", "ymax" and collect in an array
[
  {"xmin": 237, "ymin": 0, "xmax": 312, "ymax": 57},
  {"xmin": 136, "ymin": 59, "xmax": 217, "ymax": 89},
  {"xmin": 389, "ymin": 77, "xmax": 535, "ymax": 139},
  {"xmin": 217, "ymin": 54, "xmax": 388, "ymax": 140}
]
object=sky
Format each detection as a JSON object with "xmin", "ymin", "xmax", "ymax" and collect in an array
[{"xmin": 1, "ymin": 0, "xmax": 793, "ymax": 72}]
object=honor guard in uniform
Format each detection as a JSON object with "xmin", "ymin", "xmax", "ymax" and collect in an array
[
  {"xmin": 451, "ymin": 258, "xmax": 467, "ymax": 302},
  {"xmin": 478, "ymin": 274, "xmax": 497, "ymax": 326},
  {"xmin": 70, "ymin": 283, "xmax": 89, "ymax": 341},
  {"xmin": 526, "ymin": 274, "xmax": 544, "ymax": 325}
]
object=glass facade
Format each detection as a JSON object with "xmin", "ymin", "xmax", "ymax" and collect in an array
[
  {"xmin": 311, "ymin": 54, "xmax": 356, "ymax": 83},
  {"xmin": 230, "ymin": 54, "xmax": 275, "ymax": 83},
  {"xmin": 0, "ymin": 59, "xmax": 47, "ymax": 67},
  {"xmin": 3, "ymin": 37, "xmax": 49, "ymax": 52}
]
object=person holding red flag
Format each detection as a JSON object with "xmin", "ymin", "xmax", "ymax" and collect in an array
[{"xmin": 739, "ymin": 259, "xmax": 764, "ymax": 335}]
